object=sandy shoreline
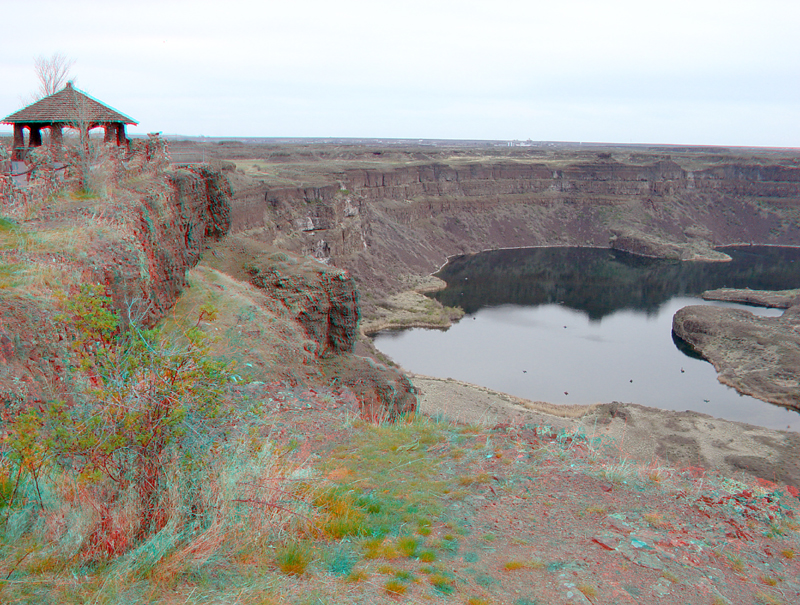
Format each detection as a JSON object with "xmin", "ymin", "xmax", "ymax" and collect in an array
[{"xmin": 412, "ymin": 374, "xmax": 800, "ymax": 489}]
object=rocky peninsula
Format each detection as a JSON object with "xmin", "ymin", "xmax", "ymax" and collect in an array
[{"xmin": 673, "ymin": 289, "xmax": 800, "ymax": 412}]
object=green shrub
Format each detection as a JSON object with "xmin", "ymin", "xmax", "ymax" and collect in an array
[{"xmin": 2, "ymin": 283, "xmax": 235, "ymax": 551}]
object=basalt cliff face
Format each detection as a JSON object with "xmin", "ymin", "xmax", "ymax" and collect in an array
[
  {"xmin": 109, "ymin": 166, "xmax": 233, "ymax": 325},
  {"xmin": 246, "ymin": 259, "xmax": 359, "ymax": 357},
  {"xmin": 197, "ymin": 235, "xmax": 417, "ymax": 418},
  {"xmin": 156, "ymin": 144, "xmax": 800, "ymax": 415},
  {"xmin": 2, "ymin": 148, "xmax": 419, "ymax": 417},
  {"xmin": 0, "ymin": 166, "xmax": 233, "ymax": 402},
  {"xmin": 227, "ymin": 153, "xmax": 800, "ymax": 298}
]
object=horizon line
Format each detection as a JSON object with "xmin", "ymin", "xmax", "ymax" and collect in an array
[{"xmin": 0, "ymin": 131, "xmax": 797, "ymax": 152}]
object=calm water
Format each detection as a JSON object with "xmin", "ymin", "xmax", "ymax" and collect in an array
[{"xmin": 374, "ymin": 246, "xmax": 800, "ymax": 431}]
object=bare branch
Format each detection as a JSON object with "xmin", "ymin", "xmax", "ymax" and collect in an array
[{"xmin": 33, "ymin": 52, "xmax": 75, "ymax": 99}]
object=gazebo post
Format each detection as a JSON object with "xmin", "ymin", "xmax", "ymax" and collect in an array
[
  {"xmin": 50, "ymin": 124, "xmax": 63, "ymax": 146},
  {"xmin": 12, "ymin": 124, "xmax": 25, "ymax": 160},
  {"xmin": 50, "ymin": 124, "xmax": 63, "ymax": 159}
]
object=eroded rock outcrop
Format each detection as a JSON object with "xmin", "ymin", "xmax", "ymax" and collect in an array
[
  {"xmin": 322, "ymin": 355, "xmax": 418, "ymax": 420},
  {"xmin": 97, "ymin": 166, "xmax": 233, "ymax": 325},
  {"xmin": 198, "ymin": 235, "xmax": 419, "ymax": 416},
  {"xmin": 672, "ymin": 304, "xmax": 800, "ymax": 411},
  {"xmin": 246, "ymin": 260, "xmax": 359, "ymax": 357},
  {"xmin": 242, "ymin": 255, "xmax": 420, "ymax": 417}
]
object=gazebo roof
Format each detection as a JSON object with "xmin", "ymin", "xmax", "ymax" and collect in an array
[{"xmin": 2, "ymin": 82, "xmax": 137, "ymax": 125}]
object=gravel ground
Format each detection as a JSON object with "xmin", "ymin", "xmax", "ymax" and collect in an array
[{"xmin": 413, "ymin": 375, "xmax": 800, "ymax": 489}]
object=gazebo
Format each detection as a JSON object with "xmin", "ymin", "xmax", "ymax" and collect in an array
[{"xmin": 2, "ymin": 82, "xmax": 137, "ymax": 160}]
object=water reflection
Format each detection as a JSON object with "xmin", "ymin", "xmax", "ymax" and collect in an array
[
  {"xmin": 431, "ymin": 246, "xmax": 800, "ymax": 320},
  {"xmin": 374, "ymin": 246, "xmax": 800, "ymax": 431}
]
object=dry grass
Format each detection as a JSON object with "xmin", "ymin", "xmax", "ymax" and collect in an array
[
  {"xmin": 160, "ymin": 264, "xmax": 317, "ymax": 382},
  {"xmin": 360, "ymin": 289, "xmax": 464, "ymax": 335},
  {"xmin": 3, "ymin": 397, "xmax": 799, "ymax": 604},
  {"xmin": 275, "ymin": 541, "xmax": 312, "ymax": 576},
  {"xmin": 0, "ymin": 434, "xmax": 320, "ymax": 600},
  {"xmin": 754, "ymin": 591, "xmax": 784, "ymax": 605},
  {"xmin": 458, "ymin": 472, "xmax": 491, "ymax": 486},
  {"xmin": 586, "ymin": 505, "xmax": 608, "ymax": 515},
  {"xmin": 383, "ymin": 579, "xmax": 407, "ymax": 595},
  {"xmin": 503, "ymin": 558, "xmax": 545, "ymax": 571},
  {"xmin": 577, "ymin": 582, "xmax": 598, "ymax": 599},
  {"xmin": 644, "ymin": 513, "xmax": 670, "ymax": 528}
]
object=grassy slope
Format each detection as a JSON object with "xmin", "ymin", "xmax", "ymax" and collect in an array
[{"xmin": 2, "ymin": 394, "xmax": 798, "ymax": 604}]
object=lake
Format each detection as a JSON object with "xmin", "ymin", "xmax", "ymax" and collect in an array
[{"xmin": 373, "ymin": 246, "xmax": 800, "ymax": 432}]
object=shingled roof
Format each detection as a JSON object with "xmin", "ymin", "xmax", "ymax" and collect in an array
[{"xmin": 2, "ymin": 82, "xmax": 137, "ymax": 125}]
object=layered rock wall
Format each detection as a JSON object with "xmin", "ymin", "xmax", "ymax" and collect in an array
[
  {"xmin": 97, "ymin": 166, "xmax": 233, "ymax": 325},
  {"xmin": 341, "ymin": 161, "xmax": 800, "ymax": 201},
  {"xmin": 246, "ymin": 260, "xmax": 359, "ymax": 356},
  {"xmin": 200, "ymin": 236, "xmax": 415, "ymax": 415},
  {"xmin": 229, "ymin": 157, "xmax": 800, "ymax": 294},
  {"xmin": 0, "ymin": 166, "xmax": 233, "ymax": 403}
]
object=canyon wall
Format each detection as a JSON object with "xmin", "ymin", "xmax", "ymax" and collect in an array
[
  {"xmin": 1, "ymin": 149, "xmax": 419, "ymax": 416},
  {"xmin": 228, "ymin": 155, "xmax": 800, "ymax": 296},
  {"xmin": 0, "ymin": 166, "xmax": 234, "ymax": 404},
  {"xmin": 105, "ymin": 166, "xmax": 233, "ymax": 325}
]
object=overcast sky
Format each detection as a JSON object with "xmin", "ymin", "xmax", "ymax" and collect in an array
[{"xmin": 2, "ymin": 0, "xmax": 798, "ymax": 146}]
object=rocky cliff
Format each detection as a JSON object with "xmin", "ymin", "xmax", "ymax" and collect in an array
[
  {"xmin": 0, "ymin": 164, "xmax": 233, "ymax": 403},
  {"xmin": 196, "ymin": 235, "xmax": 417, "ymax": 418},
  {"xmin": 103, "ymin": 165, "xmax": 233, "ymax": 325},
  {"xmin": 246, "ymin": 257, "xmax": 359, "ymax": 357},
  {"xmin": 176, "ymin": 144, "xmax": 800, "ymax": 415},
  {"xmin": 226, "ymin": 150, "xmax": 800, "ymax": 301}
]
